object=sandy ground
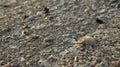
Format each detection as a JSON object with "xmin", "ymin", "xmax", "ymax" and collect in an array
[{"xmin": 0, "ymin": 0, "xmax": 120, "ymax": 67}]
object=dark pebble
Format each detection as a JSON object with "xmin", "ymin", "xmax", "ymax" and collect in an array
[
  {"xmin": 23, "ymin": 15, "xmax": 29, "ymax": 19},
  {"xmin": 44, "ymin": 7, "xmax": 49, "ymax": 14},
  {"xmin": 96, "ymin": 17, "xmax": 105, "ymax": 24},
  {"xmin": 0, "ymin": 4, "xmax": 10, "ymax": 8},
  {"xmin": 110, "ymin": 0, "xmax": 118, "ymax": 4}
]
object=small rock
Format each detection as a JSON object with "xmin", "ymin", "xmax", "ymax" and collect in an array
[
  {"xmin": 110, "ymin": 0, "xmax": 118, "ymax": 4},
  {"xmin": 26, "ymin": 34, "xmax": 39, "ymax": 41},
  {"xmin": 44, "ymin": 37, "xmax": 54, "ymax": 43},
  {"xmin": 37, "ymin": 24, "xmax": 46, "ymax": 29},
  {"xmin": 98, "ymin": 9, "xmax": 106, "ymax": 13},
  {"xmin": 23, "ymin": 15, "xmax": 29, "ymax": 19},
  {"xmin": 22, "ymin": 25, "xmax": 30, "ymax": 29},
  {"xmin": 38, "ymin": 59, "xmax": 43, "ymax": 63},
  {"xmin": 84, "ymin": 6, "xmax": 90, "ymax": 12},
  {"xmin": 47, "ymin": 55, "xmax": 58, "ymax": 62},
  {"xmin": 36, "ymin": 11, "xmax": 42, "ymax": 16},
  {"xmin": 74, "ymin": 56, "xmax": 82, "ymax": 62},
  {"xmin": 54, "ymin": 22, "xmax": 62, "ymax": 26},
  {"xmin": 50, "ymin": 6, "xmax": 58, "ymax": 11},
  {"xmin": 96, "ymin": 17, "xmax": 105, "ymax": 24},
  {"xmin": 76, "ymin": 35, "xmax": 96, "ymax": 47},
  {"xmin": 21, "ymin": 29, "xmax": 29, "ymax": 36},
  {"xmin": 111, "ymin": 60, "xmax": 120, "ymax": 67},
  {"xmin": 9, "ymin": 45, "xmax": 17, "ymax": 49},
  {"xmin": 44, "ymin": 7, "xmax": 49, "ymax": 14},
  {"xmin": 74, "ymin": 56, "xmax": 79, "ymax": 62},
  {"xmin": 20, "ymin": 57, "xmax": 25, "ymax": 62},
  {"xmin": 117, "ymin": 3, "xmax": 120, "ymax": 9},
  {"xmin": 0, "ymin": 52, "xmax": 3, "ymax": 60},
  {"xmin": 1, "ymin": 62, "xmax": 20, "ymax": 67},
  {"xmin": 31, "ymin": 24, "xmax": 46, "ymax": 30}
]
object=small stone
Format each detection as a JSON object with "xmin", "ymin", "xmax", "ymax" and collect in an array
[
  {"xmin": 9, "ymin": 45, "xmax": 17, "ymax": 49},
  {"xmin": 26, "ymin": 55, "xmax": 31, "ymax": 58},
  {"xmin": 21, "ymin": 29, "xmax": 29, "ymax": 36},
  {"xmin": 54, "ymin": 22, "xmax": 62, "ymax": 26},
  {"xmin": 44, "ymin": 37, "xmax": 54, "ymax": 43},
  {"xmin": 84, "ymin": 6, "xmax": 90, "ymax": 12},
  {"xmin": 38, "ymin": 59, "xmax": 43, "ymax": 63},
  {"xmin": 0, "ymin": 53, "xmax": 3, "ymax": 60},
  {"xmin": 98, "ymin": 9, "xmax": 106, "ymax": 13},
  {"xmin": 20, "ymin": 57, "xmax": 25, "ymax": 62},
  {"xmin": 91, "ymin": 60, "xmax": 98, "ymax": 67},
  {"xmin": 64, "ymin": 50, "xmax": 70, "ymax": 54},
  {"xmin": 96, "ymin": 17, "xmax": 105, "ymax": 24},
  {"xmin": 36, "ymin": 11, "xmax": 42, "ymax": 16},
  {"xmin": 44, "ymin": 7, "xmax": 49, "ymax": 14},
  {"xmin": 23, "ymin": 15, "xmax": 29, "ymax": 19},
  {"xmin": 110, "ymin": 0, "xmax": 118, "ymax": 4},
  {"xmin": 111, "ymin": 60, "xmax": 120, "ymax": 67},
  {"xmin": 62, "ymin": 34, "xmax": 70, "ymax": 37},
  {"xmin": 37, "ymin": 24, "xmax": 46, "ymax": 29},
  {"xmin": 2, "ymin": 62, "xmax": 11, "ymax": 67},
  {"xmin": 50, "ymin": 6, "xmax": 58, "ymax": 11},
  {"xmin": 77, "ymin": 35, "xmax": 96, "ymax": 47},
  {"xmin": 74, "ymin": 56, "xmax": 79, "ymax": 62},
  {"xmin": 47, "ymin": 55, "xmax": 58, "ymax": 62},
  {"xmin": 74, "ymin": 56, "xmax": 83, "ymax": 62},
  {"xmin": 28, "ymin": 60, "xmax": 35, "ymax": 65},
  {"xmin": 22, "ymin": 25, "xmax": 30, "ymax": 29},
  {"xmin": 26, "ymin": 34, "xmax": 39, "ymax": 41},
  {"xmin": 117, "ymin": 3, "xmax": 120, "ymax": 9}
]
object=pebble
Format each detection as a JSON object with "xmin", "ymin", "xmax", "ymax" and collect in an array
[
  {"xmin": 96, "ymin": 17, "xmax": 105, "ymax": 24},
  {"xmin": 35, "ymin": 23, "xmax": 46, "ymax": 29},
  {"xmin": 21, "ymin": 29, "xmax": 29, "ymax": 36},
  {"xmin": 50, "ymin": 6, "xmax": 58, "ymax": 11},
  {"xmin": 98, "ymin": 9, "xmax": 106, "ymax": 13},
  {"xmin": 9, "ymin": 45, "xmax": 17, "ymax": 49},
  {"xmin": 0, "ymin": 52, "xmax": 3, "ymax": 60},
  {"xmin": 20, "ymin": 57, "xmax": 25, "ymax": 62},
  {"xmin": 111, "ymin": 60, "xmax": 120, "ymax": 67},
  {"xmin": 47, "ymin": 55, "xmax": 58, "ymax": 62},
  {"xmin": 76, "ymin": 35, "xmax": 96, "ymax": 47},
  {"xmin": 74, "ymin": 56, "xmax": 83, "ymax": 62},
  {"xmin": 54, "ymin": 22, "xmax": 62, "ymax": 26},
  {"xmin": 44, "ymin": 37, "xmax": 54, "ymax": 43},
  {"xmin": 26, "ymin": 34, "xmax": 39, "ymax": 41},
  {"xmin": 44, "ymin": 7, "xmax": 49, "ymax": 14},
  {"xmin": 117, "ymin": 3, "xmax": 120, "ymax": 9}
]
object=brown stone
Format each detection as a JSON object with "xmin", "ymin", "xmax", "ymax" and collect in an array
[
  {"xmin": 111, "ymin": 60, "xmax": 120, "ymax": 67},
  {"xmin": 26, "ymin": 34, "xmax": 39, "ymax": 41},
  {"xmin": 44, "ymin": 37, "xmax": 54, "ymax": 43}
]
